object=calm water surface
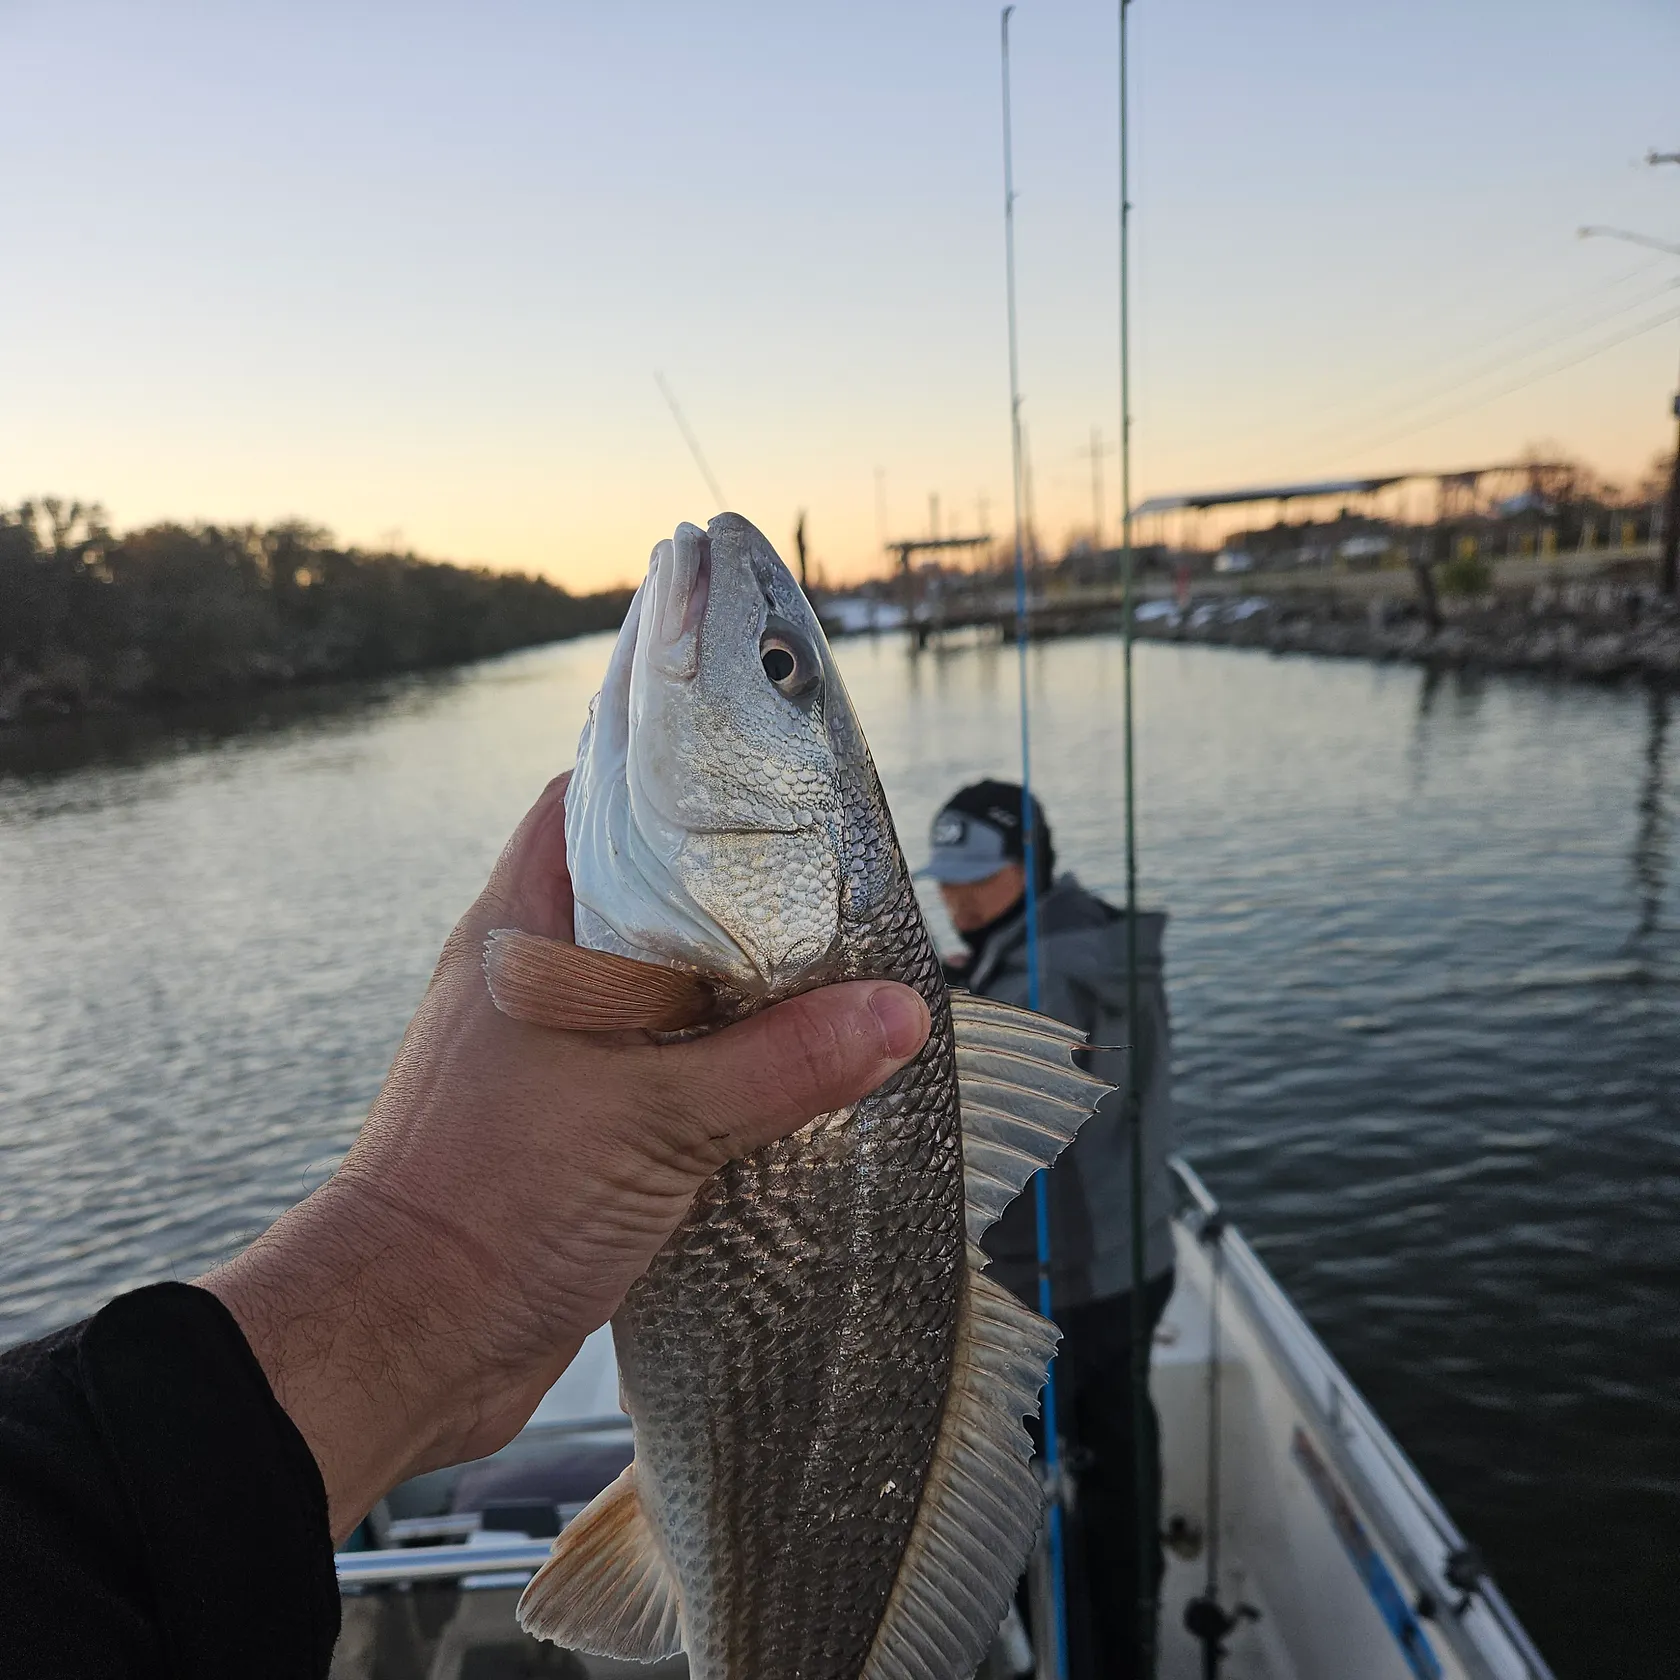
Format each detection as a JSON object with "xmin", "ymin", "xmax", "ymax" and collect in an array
[{"xmin": 2, "ymin": 636, "xmax": 1676, "ymax": 1675}]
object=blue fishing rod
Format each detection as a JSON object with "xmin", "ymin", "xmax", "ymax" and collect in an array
[{"xmin": 1000, "ymin": 12, "xmax": 1071, "ymax": 1680}]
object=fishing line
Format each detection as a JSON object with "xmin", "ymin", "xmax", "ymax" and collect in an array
[{"xmin": 1000, "ymin": 13, "xmax": 1071, "ymax": 1680}]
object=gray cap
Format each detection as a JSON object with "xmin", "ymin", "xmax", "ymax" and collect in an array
[{"xmin": 915, "ymin": 806, "xmax": 1013, "ymax": 885}]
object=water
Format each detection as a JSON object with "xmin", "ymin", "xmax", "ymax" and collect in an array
[{"xmin": 1, "ymin": 635, "xmax": 1675, "ymax": 1675}]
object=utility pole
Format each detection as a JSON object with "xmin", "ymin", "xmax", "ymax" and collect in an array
[
  {"xmin": 1579, "ymin": 180, "xmax": 1680, "ymax": 595},
  {"xmin": 1652, "ymin": 150, "xmax": 1680, "ymax": 595},
  {"xmin": 1076, "ymin": 425, "xmax": 1110, "ymax": 545},
  {"xmin": 794, "ymin": 511, "xmax": 808, "ymax": 592},
  {"xmin": 1660, "ymin": 360, "xmax": 1680, "ymax": 599}
]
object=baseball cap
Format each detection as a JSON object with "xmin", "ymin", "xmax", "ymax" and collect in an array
[{"xmin": 917, "ymin": 779, "xmax": 1054, "ymax": 886}]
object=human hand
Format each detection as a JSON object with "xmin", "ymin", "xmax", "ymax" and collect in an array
[{"xmin": 201, "ymin": 774, "xmax": 931, "ymax": 1542}]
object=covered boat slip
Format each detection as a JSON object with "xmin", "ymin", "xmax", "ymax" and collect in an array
[{"xmin": 331, "ymin": 1163, "xmax": 1553, "ymax": 1680}]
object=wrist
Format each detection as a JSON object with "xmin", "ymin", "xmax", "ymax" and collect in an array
[{"xmin": 201, "ymin": 1175, "xmax": 555, "ymax": 1542}]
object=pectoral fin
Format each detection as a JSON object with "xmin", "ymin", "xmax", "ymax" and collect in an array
[
  {"xmin": 517, "ymin": 1462, "xmax": 684, "ymax": 1658},
  {"xmin": 484, "ymin": 928, "xmax": 715, "ymax": 1032},
  {"xmin": 952, "ymin": 992, "xmax": 1114, "ymax": 1243}
]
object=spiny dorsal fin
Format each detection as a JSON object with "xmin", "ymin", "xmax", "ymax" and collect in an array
[
  {"xmin": 952, "ymin": 992, "xmax": 1114, "ymax": 1243},
  {"xmin": 484, "ymin": 928, "xmax": 715, "ymax": 1032},
  {"xmin": 517, "ymin": 1462, "xmax": 684, "ymax": 1659},
  {"xmin": 860, "ymin": 1261, "xmax": 1060, "ymax": 1680}
]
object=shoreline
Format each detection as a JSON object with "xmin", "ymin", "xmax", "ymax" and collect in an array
[
  {"xmin": 0, "ymin": 629, "xmax": 616, "ymax": 733},
  {"xmin": 1128, "ymin": 579, "xmax": 1680, "ymax": 688}
]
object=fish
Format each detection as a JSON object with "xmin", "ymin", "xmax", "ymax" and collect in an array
[{"xmin": 483, "ymin": 513, "xmax": 1110, "ymax": 1680}]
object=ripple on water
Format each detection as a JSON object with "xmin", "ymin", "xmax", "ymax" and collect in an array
[{"xmin": 0, "ymin": 637, "xmax": 1675, "ymax": 1673}]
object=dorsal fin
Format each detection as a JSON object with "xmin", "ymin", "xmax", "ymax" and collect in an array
[
  {"xmin": 952, "ymin": 992, "xmax": 1114, "ymax": 1243},
  {"xmin": 855, "ymin": 999, "xmax": 1111, "ymax": 1680},
  {"xmin": 517, "ymin": 1463, "xmax": 684, "ymax": 1659},
  {"xmin": 860, "ymin": 1259, "xmax": 1060, "ymax": 1680}
]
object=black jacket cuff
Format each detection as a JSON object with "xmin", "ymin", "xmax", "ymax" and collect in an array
[{"xmin": 76, "ymin": 1282, "xmax": 340, "ymax": 1676}]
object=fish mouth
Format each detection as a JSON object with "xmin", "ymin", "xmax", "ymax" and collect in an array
[{"xmin": 651, "ymin": 523, "xmax": 712, "ymax": 679}]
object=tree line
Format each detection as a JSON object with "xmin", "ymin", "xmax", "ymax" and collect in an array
[{"xmin": 1, "ymin": 500, "xmax": 633, "ymax": 721}]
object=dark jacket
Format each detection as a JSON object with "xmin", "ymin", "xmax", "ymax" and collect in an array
[
  {"xmin": 0, "ymin": 1283, "xmax": 339, "ymax": 1678},
  {"xmin": 961, "ymin": 874, "xmax": 1176, "ymax": 1311}
]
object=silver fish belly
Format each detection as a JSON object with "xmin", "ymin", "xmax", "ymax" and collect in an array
[{"xmin": 618, "ymin": 878, "xmax": 959, "ymax": 1680}]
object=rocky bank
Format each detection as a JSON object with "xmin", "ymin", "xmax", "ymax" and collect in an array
[{"xmin": 1134, "ymin": 578, "xmax": 1680, "ymax": 688}]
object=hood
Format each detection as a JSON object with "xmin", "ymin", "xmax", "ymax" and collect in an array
[{"xmin": 971, "ymin": 875, "xmax": 1165, "ymax": 1000}]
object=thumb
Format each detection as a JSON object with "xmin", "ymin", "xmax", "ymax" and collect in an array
[{"xmin": 656, "ymin": 981, "xmax": 932, "ymax": 1161}]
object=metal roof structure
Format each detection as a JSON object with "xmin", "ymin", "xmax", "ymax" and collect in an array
[
  {"xmin": 1131, "ymin": 475, "xmax": 1409, "ymax": 517},
  {"xmin": 1130, "ymin": 462, "xmax": 1568, "ymax": 520}
]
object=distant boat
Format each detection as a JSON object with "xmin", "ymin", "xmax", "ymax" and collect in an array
[{"xmin": 333, "ymin": 1158, "xmax": 1554, "ymax": 1680}]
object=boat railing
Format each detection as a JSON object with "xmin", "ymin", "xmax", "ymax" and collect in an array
[
  {"xmin": 1167, "ymin": 1155, "xmax": 1556, "ymax": 1680},
  {"xmin": 335, "ymin": 1412, "xmax": 631, "ymax": 1591},
  {"xmin": 338, "ymin": 1539, "xmax": 555, "ymax": 1588}
]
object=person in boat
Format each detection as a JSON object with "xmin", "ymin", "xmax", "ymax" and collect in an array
[
  {"xmin": 920, "ymin": 779, "xmax": 1176, "ymax": 1680},
  {"xmin": 0, "ymin": 777, "xmax": 933, "ymax": 1680}
]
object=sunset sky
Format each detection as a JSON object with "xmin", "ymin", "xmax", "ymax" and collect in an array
[{"xmin": 3, "ymin": 0, "xmax": 1677, "ymax": 590}]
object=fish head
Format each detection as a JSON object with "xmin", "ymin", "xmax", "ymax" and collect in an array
[{"xmin": 568, "ymin": 513, "xmax": 891, "ymax": 997}]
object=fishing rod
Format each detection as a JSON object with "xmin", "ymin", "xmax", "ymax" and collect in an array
[
  {"xmin": 1118, "ymin": 3, "xmax": 1161, "ymax": 1674},
  {"xmin": 654, "ymin": 371, "xmax": 728, "ymax": 510},
  {"xmin": 1000, "ymin": 13, "xmax": 1071, "ymax": 1680}
]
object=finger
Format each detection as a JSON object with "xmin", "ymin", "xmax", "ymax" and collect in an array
[
  {"xmin": 441, "ymin": 776, "xmax": 576, "ymax": 976},
  {"xmin": 650, "ymin": 981, "xmax": 931, "ymax": 1162},
  {"xmin": 483, "ymin": 771, "xmax": 575, "ymax": 937}
]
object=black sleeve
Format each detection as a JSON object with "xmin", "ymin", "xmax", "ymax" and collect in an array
[{"xmin": 0, "ymin": 1282, "xmax": 341, "ymax": 1679}]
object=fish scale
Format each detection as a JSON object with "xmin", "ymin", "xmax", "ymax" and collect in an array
[{"xmin": 616, "ymin": 874, "xmax": 961, "ymax": 1680}]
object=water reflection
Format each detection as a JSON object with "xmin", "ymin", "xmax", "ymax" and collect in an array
[
  {"xmin": 0, "ymin": 667, "xmax": 465, "ymax": 787},
  {"xmin": 1628, "ymin": 689, "xmax": 1671, "ymax": 948}
]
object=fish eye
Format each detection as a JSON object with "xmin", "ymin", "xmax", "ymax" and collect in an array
[{"xmin": 759, "ymin": 625, "xmax": 819, "ymax": 698}]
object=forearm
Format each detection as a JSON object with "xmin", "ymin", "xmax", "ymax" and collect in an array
[{"xmin": 201, "ymin": 1175, "xmax": 581, "ymax": 1544}]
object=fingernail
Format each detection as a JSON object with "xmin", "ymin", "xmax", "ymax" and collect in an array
[{"xmin": 867, "ymin": 984, "xmax": 930, "ymax": 1060}]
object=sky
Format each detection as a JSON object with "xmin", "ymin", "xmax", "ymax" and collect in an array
[{"xmin": 2, "ymin": 0, "xmax": 1678, "ymax": 590}]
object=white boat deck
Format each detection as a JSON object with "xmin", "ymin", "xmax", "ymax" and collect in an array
[
  {"xmin": 1153, "ymin": 1236, "xmax": 1315, "ymax": 1680},
  {"xmin": 334, "ymin": 1164, "xmax": 1553, "ymax": 1680},
  {"xmin": 1150, "ymin": 1166, "xmax": 1550, "ymax": 1680}
]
